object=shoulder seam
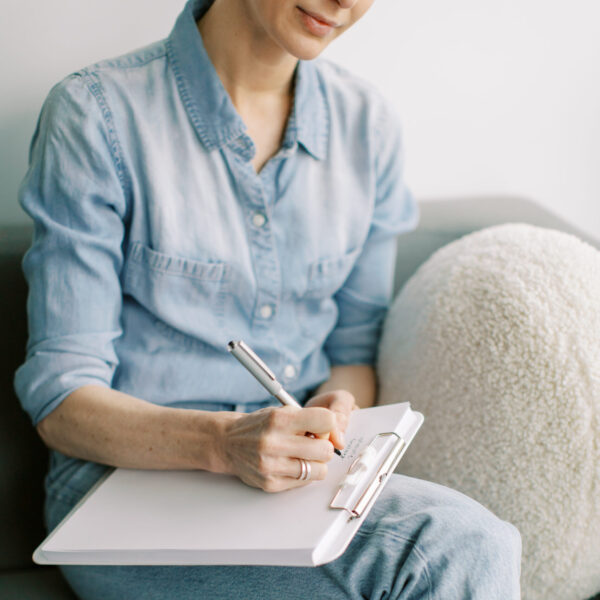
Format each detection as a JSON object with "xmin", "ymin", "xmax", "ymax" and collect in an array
[
  {"xmin": 77, "ymin": 71, "xmax": 132, "ymax": 212},
  {"xmin": 86, "ymin": 41, "xmax": 167, "ymax": 74}
]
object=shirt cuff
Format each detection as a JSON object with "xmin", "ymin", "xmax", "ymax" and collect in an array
[{"xmin": 14, "ymin": 333, "xmax": 118, "ymax": 426}]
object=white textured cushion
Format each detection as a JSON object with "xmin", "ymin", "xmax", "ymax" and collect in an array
[{"xmin": 378, "ymin": 223, "xmax": 600, "ymax": 600}]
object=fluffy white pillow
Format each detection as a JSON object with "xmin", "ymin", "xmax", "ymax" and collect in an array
[{"xmin": 378, "ymin": 224, "xmax": 600, "ymax": 600}]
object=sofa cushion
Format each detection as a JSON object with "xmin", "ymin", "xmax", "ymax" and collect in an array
[
  {"xmin": 0, "ymin": 226, "xmax": 51, "ymax": 570},
  {"xmin": 0, "ymin": 567, "xmax": 77, "ymax": 599},
  {"xmin": 379, "ymin": 224, "xmax": 600, "ymax": 600}
]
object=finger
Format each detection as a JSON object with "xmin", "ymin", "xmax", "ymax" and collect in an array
[
  {"xmin": 311, "ymin": 392, "xmax": 356, "ymax": 450},
  {"xmin": 279, "ymin": 458, "xmax": 328, "ymax": 481},
  {"xmin": 328, "ymin": 428, "xmax": 346, "ymax": 450},
  {"xmin": 258, "ymin": 460, "xmax": 328, "ymax": 493},
  {"xmin": 289, "ymin": 407, "xmax": 337, "ymax": 435},
  {"xmin": 306, "ymin": 390, "xmax": 356, "ymax": 411},
  {"xmin": 284, "ymin": 435, "xmax": 335, "ymax": 462},
  {"xmin": 306, "ymin": 391, "xmax": 356, "ymax": 432},
  {"xmin": 325, "ymin": 392, "xmax": 356, "ymax": 430},
  {"xmin": 261, "ymin": 475, "xmax": 316, "ymax": 493},
  {"xmin": 328, "ymin": 398, "xmax": 356, "ymax": 450}
]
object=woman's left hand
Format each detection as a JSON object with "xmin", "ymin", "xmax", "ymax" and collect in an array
[{"xmin": 304, "ymin": 390, "xmax": 359, "ymax": 451}]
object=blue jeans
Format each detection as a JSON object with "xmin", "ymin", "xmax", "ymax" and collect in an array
[{"xmin": 45, "ymin": 459, "xmax": 521, "ymax": 600}]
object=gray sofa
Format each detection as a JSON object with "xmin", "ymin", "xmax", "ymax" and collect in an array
[
  {"xmin": 1, "ymin": 197, "xmax": 598, "ymax": 599},
  {"xmin": 0, "ymin": 226, "xmax": 77, "ymax": 599}
]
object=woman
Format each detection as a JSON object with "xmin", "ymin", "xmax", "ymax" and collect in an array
[{"xmin": 15, "ymin": 0, "xmax": 521, "ymax": 598}]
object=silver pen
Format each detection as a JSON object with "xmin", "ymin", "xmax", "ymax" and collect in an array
[
  {"xmin": 228, "ymin": 340, "xmax": 300, "ymax": 407},
  {"xmin": 227, "ymin": 340, "xmax": 342, "ymax": 456}
]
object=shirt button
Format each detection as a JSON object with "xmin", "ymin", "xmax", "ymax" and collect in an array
[
  {"xmin": 259, "ymin": 304, "xmax": 274, "ymax": 319},
  {"xmin": 283, "ymin": 365, "xmax": 296, "ymax": 379},
  {"xmin": 252, "ymin": 212, "xmax": 267, "ymax": 228}
]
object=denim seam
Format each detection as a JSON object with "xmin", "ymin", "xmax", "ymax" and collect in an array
[
  {"xmin": 372, "ymin": 101, "xmax": 406, "ymax": 213},
  {"xmin": 308, "ymin": 67, "xmax": 329, "ymax": 160},
  {"xmin": 80, "ymin": 70, "xmax": 132, "ymax": 210},
  {"xmin": 126, "ymin": 259, "xmax": 229, "ymax": 284},
  {"xmin": 372, "ymin": 102, "xmax": 388, "ymax": 193},
  {"xmin": 166, "ymin": 38, "xmax": 244, "ymax": 152},
  {"xmin": 166, "ymin": 38, "xmax": 208, "ymax": 149},
  {"xmin": 318, "ymin": 71, "xmax": 330, "ymax": 159},
  {"xmin": 355, "ymin": 528, "xmax": 433, "ymax": 600},
  {"xmin": 127, "ymin": 242, "xmax": 228, "ymax": 280},
  {"xmin": 88, "ymin": 44, "xmax": 167, "ymax": 73}
]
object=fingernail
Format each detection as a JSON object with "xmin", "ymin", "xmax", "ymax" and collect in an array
[{"xmin": 338, "ymin": 431, "xmax": 345, "ymax": 447}]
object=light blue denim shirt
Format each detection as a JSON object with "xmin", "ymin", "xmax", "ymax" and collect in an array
[{"xmin": 15, "ymin": 0, "xmax": 418, "ymax": 426}]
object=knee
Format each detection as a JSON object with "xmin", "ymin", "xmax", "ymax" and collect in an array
[
  {"xmin": 469, "ymin": 510, "xmax": 521, "ymax": 567},
  {"xmin": 434, "ymin": 499, "xmax": 522, "ymax": 576},
  {"xmin": 377, "ymin": 477, "xmax": 522, "ymax": 596},
  {"xmin": 424, "ymin": 501, "xmax": 522, "ymax": 599},
  {"xmin": 407, "ymin": 479, "xmax": 521, "ymax": 561}
]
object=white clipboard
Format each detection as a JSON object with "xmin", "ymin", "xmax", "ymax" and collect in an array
[{"xmin": 34, "ymin": 402, "xmax": 423, "ymax": 567}]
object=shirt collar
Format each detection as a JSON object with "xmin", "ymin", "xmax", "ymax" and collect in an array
[
  {"xmin": 291, "ymin": 60, "xmax": 329, "ymax": 160},
  {"xmin": 166, "ymin": 0, "xmax": 328, "ymax": 160}
]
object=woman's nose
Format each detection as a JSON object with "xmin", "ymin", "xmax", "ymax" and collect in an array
[{"xmin": 334, "ymin": 0, "xmax": 360, "ymax": 9}]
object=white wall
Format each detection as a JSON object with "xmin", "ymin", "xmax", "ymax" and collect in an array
[
  {"xmin": 0, "ymin": 0, "xmax": 181, "ymax": 225},
  {"xmin": 2, "ymin": 0, "xmax": 599, "ymax": 238},
  {"xmin": 323, "ymin": 0, "xmax": 600, "ymax": 239}
]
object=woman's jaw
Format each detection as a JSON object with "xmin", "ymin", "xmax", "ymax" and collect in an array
[
  {"xmin": 197, "ymin": 0, "xmax": 375, "ymax": 92},
  {"xmin": 290, "ymin": 1, "xmax": 374, "ymax": 59},
  {"xmin": 241, "ymin": 0, "xmax": 376, "ymax": 62}
]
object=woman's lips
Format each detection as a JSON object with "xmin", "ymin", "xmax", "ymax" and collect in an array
[{"xmin": 297, "ymin": 7, "xmax": 339, "ymax": 37}]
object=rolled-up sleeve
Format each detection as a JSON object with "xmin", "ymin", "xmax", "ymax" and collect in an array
[
  {"xmin": 14, "ymin": 74, "xmax": 128, "ymax": 425},
  {"xmin": 323, "ymin": 105, "xmax": 418, "ymax": 366}
]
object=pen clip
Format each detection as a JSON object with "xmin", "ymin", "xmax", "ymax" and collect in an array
[{"xmin": 230, "ymin": 340, "xmax": 277, "ymax": 381}]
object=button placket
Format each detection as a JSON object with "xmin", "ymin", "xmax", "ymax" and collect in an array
[
  {"xmin": 223, "ymin": 143, "xmax": 282, "ymax": 327},
  {"xmin": 234, "ymin": 169, "xmax": 281, "ymax": 327}
]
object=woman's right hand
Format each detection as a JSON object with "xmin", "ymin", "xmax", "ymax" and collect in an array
[{"xmin": 216, "ymin": 406, "xmax": 338, "ymax": 493}]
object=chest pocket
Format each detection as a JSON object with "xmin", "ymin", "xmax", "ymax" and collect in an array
[
  {"xmin": 121, "ymin": 242, "xmax": 231, "ymax": 331},
  {"xmin": 304, "ymin": 247, "xmax": 362, "ymax": 299}
]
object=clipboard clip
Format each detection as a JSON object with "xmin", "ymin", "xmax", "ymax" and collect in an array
[{"xmin": 329, "ymin": 432, "xmax": 406, "ymax": 520}]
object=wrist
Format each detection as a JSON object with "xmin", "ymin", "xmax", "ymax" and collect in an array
[{"xmin": 194, "ymin": 410, "xmax": 240, "ymax": 474}]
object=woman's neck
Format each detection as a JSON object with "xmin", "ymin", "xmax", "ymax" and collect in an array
[{"xmin": 197, "ymin": 0, "xmax": 298, "ymax": 107}]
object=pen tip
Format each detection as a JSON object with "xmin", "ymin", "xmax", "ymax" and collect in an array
[{"xmin": 334, "ymin": 448, "xmax": 342, "ymax": 457}]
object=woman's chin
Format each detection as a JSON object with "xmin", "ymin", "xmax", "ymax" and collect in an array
[{"xmin": 281, "ymin": 35, "xmax": 334, "ymax": 61}]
